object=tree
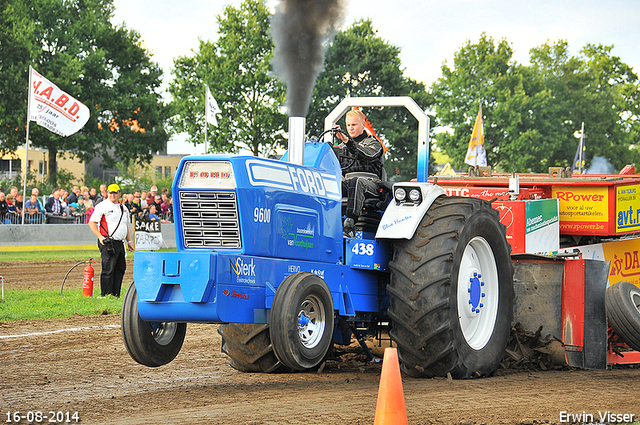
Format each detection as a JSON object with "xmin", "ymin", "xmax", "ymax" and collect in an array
[
  {"xmin": 307, "ymin": 19, "xmax": 429, "ymax": 180},
  {"xmin": 529, "ymin": 41, "xmax": 640, "ymax": 170},
  {"xmin": 0, "ymin": 0, "xmax": 168, "ymax": 186},
  {"xmin": 168, "ymin": 0, "xmax": 286, "ymax": 157},
  {"xmin": 0, "ymin": 0, "xmax": 38, "ymax": 151},
  {"xmin": 430, "ymin": 33, "xmax": 534, "ymax": 171},
  {"xmin": 430, "ymin": 34, "xmax": 640, "ymax": 172}
]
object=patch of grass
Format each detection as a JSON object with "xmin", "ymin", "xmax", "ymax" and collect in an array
[
  {"xmin": 0, "ymin": 248, "xmax": 176, "ymax": 263},
  {"xmin": 0, "ymin": 287, "xmax": 127, "ymax": 321},
  {"xmin": 0, "ymin": 250, "xmax": 100, "ymax": 263}
]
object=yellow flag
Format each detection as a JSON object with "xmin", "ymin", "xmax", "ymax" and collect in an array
[{"xmin": 465, "ymin": 106, "xmax": 486, "ymax": 166}]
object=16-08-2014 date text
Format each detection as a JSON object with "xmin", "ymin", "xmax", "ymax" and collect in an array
[{"xmin": 5, "ymin": 411, "xmax": 79, "ymax": 423}]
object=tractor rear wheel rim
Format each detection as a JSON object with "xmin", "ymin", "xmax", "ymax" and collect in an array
[
  {"xmin": 297, "ymin": 295, "xmax": 326, "ymax": 349},
  {"xmin": 457, "ymin": 236, "xmax": 499, "ymax": 350}
]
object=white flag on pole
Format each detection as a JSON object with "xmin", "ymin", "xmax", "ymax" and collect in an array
[
  {"xmin": 205, "ymin": 85, "xmax": 221, "ymax": 126},
  {"xmin": 29, "ymin": 68, "xmax": 90, "ymax": 137}
]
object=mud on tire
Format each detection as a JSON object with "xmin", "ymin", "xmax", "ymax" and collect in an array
[
  {"xmin": 218, "ymin": 323, "xmax": 286, "ymax": 373},
  {"xmin": 388, "ymin": 196, "xmax": 513, "ymax": 378}
]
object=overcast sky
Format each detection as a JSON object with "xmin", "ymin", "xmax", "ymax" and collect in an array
[{"xmin": 111, "ymin": 0, "xmax": 640, "ymax": 154}]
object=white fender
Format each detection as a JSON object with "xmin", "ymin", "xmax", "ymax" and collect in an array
[{"xmin": 375, "ymin": 183, "xmax": 446, "ymax": 240}]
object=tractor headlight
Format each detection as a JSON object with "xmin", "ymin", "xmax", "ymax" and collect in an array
[{"xmin": 393, "ymin": 186, "xmax": 422, "ymax": 205}]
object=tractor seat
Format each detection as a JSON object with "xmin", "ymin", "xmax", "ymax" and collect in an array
[
  {"xmin": 344, "ymin": 171, "xmax": 379, "ymax": 180},
  {"xmin": 341, "ymin": 172, "xmax": 392, "ymax": 235}
]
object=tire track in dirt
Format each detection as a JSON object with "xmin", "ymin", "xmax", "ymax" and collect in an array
[
  {"xmin": 2, "ymin": 264, "xmax": 640, "ymax": 424},
  {"xmin": 1, "ymin": 314, "xmax": 640, "ymax": 424}
]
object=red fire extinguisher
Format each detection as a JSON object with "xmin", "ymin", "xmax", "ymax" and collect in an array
[{"xmin": 82, "ymin": 260, "xmax": 95, "ymax": 297}]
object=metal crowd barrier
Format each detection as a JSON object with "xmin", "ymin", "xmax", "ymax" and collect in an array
[
  {"xmin": 0, "ymin": 212, "xmax": 92, "ymax": 225},
  {"xmin": 159, "ymin": 212, "xmax": 174, "ymax": 223},
  {"xmin": 1, "ymin": 211, "xmax": 171, "ymax": 225}
]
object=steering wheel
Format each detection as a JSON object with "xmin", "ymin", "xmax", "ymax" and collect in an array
[{"xmin": 317, "ymin": 127, "xmax": 357, "ymax": 170}]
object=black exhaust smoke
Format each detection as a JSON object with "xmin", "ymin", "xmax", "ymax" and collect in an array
[{"xmin": 271, "ymin": 0, "xmax": 346, "ymax": 117}]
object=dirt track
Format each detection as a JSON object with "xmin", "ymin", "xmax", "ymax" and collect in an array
[
  {"xmin": 0, "ymin": 258, "xmax": 134, "ymax": 291},
  {"xmin": 1, "ymin": 260, "xmax": 640, "ymax": 424}
]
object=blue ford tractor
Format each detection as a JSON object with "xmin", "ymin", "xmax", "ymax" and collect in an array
[{"xmin": 121, "ymin": 97, "xmax": 514, "ymax": 378}]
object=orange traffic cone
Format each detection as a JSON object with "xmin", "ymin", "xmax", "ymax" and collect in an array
[{"xmin": 374, "ymin": 347, "xmax": 408, "ymax": 425}]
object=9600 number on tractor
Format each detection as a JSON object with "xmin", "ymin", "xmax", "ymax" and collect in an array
[{"xmin": 121, "ymin": 97, "xmax": 514, "ymax": 378}]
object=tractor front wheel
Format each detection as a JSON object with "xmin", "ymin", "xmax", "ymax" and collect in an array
[
  {"xmin": 121, "ymin": 282, "xmax": 187, "ymax": 367},
  {"xmin": 270, "ymin": 272, "xmax": 334, "ymax": 371},
  {"xmin": 388, "ymin": 196, "xmax": 513, "ymax": 378}
]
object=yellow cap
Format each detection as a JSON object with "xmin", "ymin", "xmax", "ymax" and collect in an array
[{"xmin": 107, "ymin": 183, "xmax": 120, "ymax": 193}]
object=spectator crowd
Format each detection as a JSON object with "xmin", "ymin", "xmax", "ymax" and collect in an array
[{"xmin": 0, "ymin": 184, "xmax": 173, "ymax": 225}]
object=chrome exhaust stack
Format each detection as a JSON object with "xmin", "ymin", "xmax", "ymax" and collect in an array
[{"xmin": 288, "ymin": 116, "xmax": 306, "ymax": 165}]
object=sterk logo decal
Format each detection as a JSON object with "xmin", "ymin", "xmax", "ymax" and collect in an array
[{"xmin": 229, "ymin": 257, "xmax": 256, "ymax": 284}]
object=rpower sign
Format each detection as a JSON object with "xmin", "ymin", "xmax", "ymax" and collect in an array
[{"xmin": 552, "ymin": 186, "xmax": 609, "ymax": 234}]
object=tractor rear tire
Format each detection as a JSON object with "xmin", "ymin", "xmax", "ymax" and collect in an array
[
  {"xmin": 605, "ymin": 281, "xmax": 640, "ymax": 351},
  {"xmin": 388, "ymin": 196, "xmax": 513, "ymax": 378},
  {"xmin": 121, "ymin": 282, "xmax": 187, "ymax": 367},
  {"xmin": 270, "ymin": 272, "xmax": 334, "ymax": 371},
  {"xmin": 218, "ymin": 323, "xmax": 286, "ymax": 373}
]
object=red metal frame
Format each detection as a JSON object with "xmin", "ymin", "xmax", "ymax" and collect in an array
[
  {"xmin": 431, "ymin": 173, "xmax": 640, "ymax": 237},
  {"xmin": 607, "ymin": 327, "xmax": 640, "ymax": 365},
  {"xmin": 562, "ymin": 258, "xmax": 586, "ymax": 361},
  {"xmin": 607, "ymin": 348, "xmax": 640, "ymax": 365},
  {"xmin": 559, "ymin": 256, "xmax": 639, "ymax": 368}
]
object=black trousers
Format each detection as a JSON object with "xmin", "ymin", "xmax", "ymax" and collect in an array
[
  {"xmin": 344, "ymin": 176, "xmax": 383, "ymax": 219},
  {"xmin": 98, "ymin": 239, "xmax": 126, "ymax": 297}
]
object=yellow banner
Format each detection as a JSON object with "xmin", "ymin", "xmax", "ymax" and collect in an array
[
  {"xmin": 552, "ymin": 186, "xmax": 608, "ymax": 228},
  {"xmin": 603, "ymin": 238, "xmax": 640, "ymax": 288},
  {"xmin": 616, "ymin": 184, "xmax": 640, "ymax": 233}
]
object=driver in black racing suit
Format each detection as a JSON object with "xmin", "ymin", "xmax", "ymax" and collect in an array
[{"xmin": 332, "ymin": 109, "xmax": 385, "ymax": 236}]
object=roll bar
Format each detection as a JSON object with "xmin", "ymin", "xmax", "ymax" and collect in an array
[{"xmin": 323, "ymin": 96, "xmax": 430, "ymax": 182}]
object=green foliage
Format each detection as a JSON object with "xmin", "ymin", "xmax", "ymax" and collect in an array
[
  {"xmin": 0, "ymin": 288, "xmax": 125, "ymax": 321},
  {"xmin": 108, "ymin": 162, "xmax": 174, "ymax": 195},
  {"xmin": 169, "ymin": 0, "xmax": 287, "ymax": 157},
  {"xmin": 0, "ymin": 0, "xmax": 38, "ymax": 151},
  {"xmin": 0, "ymin": 169, "xmax": 75, "ymax": 197},
  {"xmin": 430, "ymin": 34, "xmax": 640, "ymax": 172},
  {"xmin": 53, "ymin": 168, "xmax": 77, "ymax": 190},
  {"xmin": 529, "ymin": 42, "xmax": 640, "ymax": 170},
  {"xmin": 0, "ymin": 0, "xmax": 169, "ymax": 185},
  {"xmin": 307, "ymin": 20, "xmax": 430, "ymax": 180}
]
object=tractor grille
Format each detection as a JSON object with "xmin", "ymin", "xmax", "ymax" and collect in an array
[{"xmin": 179, "ymin": 191, "xmax": 241, "ymax": 249}]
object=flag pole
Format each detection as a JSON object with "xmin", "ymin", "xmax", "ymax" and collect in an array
[
  {"xmin": 579, "ymin": 122, "xmax": 584, "ymax": 174},
  {"xmin": 21, "ymin": 66, "xmax": 33, "ymax": 225},
  {"xmin": 475, "ymin": 104, "xmax": 481, "ymax": 168},
  {"xmin": 204, "ymin": 85, "xmax": 208, "ymax": 154}
]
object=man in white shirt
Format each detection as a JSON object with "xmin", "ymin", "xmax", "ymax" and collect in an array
[{"xmin": 88, "ymin": 183, "xmax": 134, "ymax": 297}]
